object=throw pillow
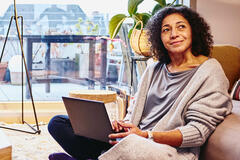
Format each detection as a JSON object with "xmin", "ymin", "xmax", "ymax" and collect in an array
[{"xmin": 231, "ymin": 79, "xmax": 240, "ymax": 100}]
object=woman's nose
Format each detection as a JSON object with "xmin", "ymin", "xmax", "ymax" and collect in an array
[{"xmin": 170, "ymin": 28, "xmax": 178, "ymax": 39}]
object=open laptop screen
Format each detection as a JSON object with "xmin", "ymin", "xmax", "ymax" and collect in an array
[{"xmin": 62, "ymin": 96, "xmax": 114, "ymax": 143}]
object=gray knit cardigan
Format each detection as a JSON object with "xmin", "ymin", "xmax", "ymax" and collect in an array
[{"xmin": 99, "ymin": 58, "xmax": 232, "ymax": 160}]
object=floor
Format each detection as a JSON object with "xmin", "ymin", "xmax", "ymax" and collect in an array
[
  {"xmin": 0, "ymin": 101, "xmax": 118, "ymax": 160},
  {"xmin": 1, "ymin": 122, "xmax": 65, "ymax": 160}
]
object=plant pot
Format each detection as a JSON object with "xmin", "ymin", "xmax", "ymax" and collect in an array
[
  {"xmin": 0, "ymin": 62, "xmax": 8, "ymax": 81},
  {"xmin": 130, "ymin": 21, "xmax": 152, "ymax": 57},
  {"xmin": 10, "ymin": 72, "xmax": 26, "ymax": 85},
  {"xmin": 8, "ymin": 55, "xmax": 26, "ymax": 85}
]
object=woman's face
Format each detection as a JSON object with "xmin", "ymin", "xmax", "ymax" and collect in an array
[{"xmin": 161, "ymin": 13, "xmax": 192, "ymax": 55}]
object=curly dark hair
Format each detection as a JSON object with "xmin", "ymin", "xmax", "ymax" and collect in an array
[{"xmin": 146, "ymin": 6, "xmax": 213, "ymax": 64}]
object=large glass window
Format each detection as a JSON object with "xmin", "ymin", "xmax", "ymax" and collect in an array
[
  {"xmin": 0, "ymin": 1, "xmax": 131, "ymax": 101},
  {"xmin": 0, "ymin": 0, "xmax": 189, "ymax": 102}
]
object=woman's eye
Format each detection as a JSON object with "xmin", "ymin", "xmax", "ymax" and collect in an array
[
  {"xmin": 178, "ymin": 25, "xmax": 185, "ymax": 29},
  {"xmin": 162, "ymin": 28, "xmax": 169, "ymax": 32}
]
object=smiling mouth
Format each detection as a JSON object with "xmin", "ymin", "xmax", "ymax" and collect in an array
[{"xmin": 170, "ymin": 40, "xmax": 183, "ymax": 45}]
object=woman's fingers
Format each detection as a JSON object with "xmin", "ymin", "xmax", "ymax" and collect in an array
[
  {"xmin": 109, "ymin": 140, "xmax": 119, "ymax": 145},
  {"xmin": 111, "ymin": 120, "xmax": 118, "ymax": 131},
  {"xmin": 118, "ymin": 121, "xmax": 134, "ymax": 129},
  {"xmin": 109, "ymin": 132, "xmax": 129, "ymax": 139},
  {"xmin": 112, "ymin": 120, "xmax": 124, "ymax": 132},
  {"xmin": 109, "ymin": 122, "xmax": 145, "ymax": 145}
]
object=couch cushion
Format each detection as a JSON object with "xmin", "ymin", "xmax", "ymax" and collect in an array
[
  {"xmin": 210, "ymin": 45, "xmax": 240, "ymax": 91},
  {"xmin": 200, "ymin": 100, "xmax": 240, "ymax": 160}
]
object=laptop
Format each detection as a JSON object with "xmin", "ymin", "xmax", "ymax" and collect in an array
[{"xmin": 62, "ymin": 96, "xmax": 114, "ymax": 143}]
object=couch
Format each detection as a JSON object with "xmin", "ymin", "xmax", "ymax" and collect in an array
[{"xmin": 199, "ymin": 45, "xmax": 240, "ymax": 160}]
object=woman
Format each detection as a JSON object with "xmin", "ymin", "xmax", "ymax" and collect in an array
[{"xmin": 48, "ymin": 6, "xmax": 232, "ymax": 160}]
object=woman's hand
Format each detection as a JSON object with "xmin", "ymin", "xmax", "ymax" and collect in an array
[
  {"xmin": 111, "ymin": 120, "xmax": 124, "ymax": 132},
  {"xmin": 109, "ymin": 121, "xmax": 147, "ymax": 145}
]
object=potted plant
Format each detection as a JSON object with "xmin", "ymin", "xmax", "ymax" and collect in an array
[{"xmin": 108, "ymin": 0, "xmax": 180, "ymax": 57}]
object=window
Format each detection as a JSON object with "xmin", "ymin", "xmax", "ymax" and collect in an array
[
  {"xmin": 0, "ymin": 1, "xmax": 129, "ymax": 101},
  {"xmin": 0, "ymin": 0, "xmax": 190, "ymax": 102}
]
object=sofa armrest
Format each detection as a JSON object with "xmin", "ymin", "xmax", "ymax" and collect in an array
[{"xmin": 200, "ymin": 100, "xmax": 240, "ymax": 160}]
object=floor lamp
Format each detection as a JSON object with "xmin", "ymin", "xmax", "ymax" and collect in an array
[{"xmin": 0, "ymin": 0, "xmax": 41, "ymax": 134}]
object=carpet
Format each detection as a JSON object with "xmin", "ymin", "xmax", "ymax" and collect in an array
[{"xmin": 1, "ymin": 122, "xmax": 65, "ymax": 160}]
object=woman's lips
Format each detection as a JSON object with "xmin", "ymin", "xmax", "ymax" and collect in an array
[{"xmin": 170, "ymin": 40, "xmax": 183, "ymax": 45}]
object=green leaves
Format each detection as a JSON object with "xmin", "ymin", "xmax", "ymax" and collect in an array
[
  {"xmin": 108, "ymin": 0, "xmax": 181, "ymax": 39},
  {"xmin": 134, "ymin": 13, "xmax": 151, "ymax": 28},
  {"xmin": 151, "ymin": 4, "xmax": 163, "ymax": 15},
  {"xmin": 167, "ymin": 0, "xmax": 177, "ymax": 6},
  {"xmin": 109, "ymin": 0, "xmax": 145, "ymax": 39},
  {"xmin": 128, "ymin": 0, "xmax": 144, "ymax": 15},
  {"xmin": 152, "ymin": 0, "xmax": 178, "ymax": 15},
  {"xmin": 154, "ymin": 0, "xmax": 166, "ymax": 7},
  {"xmin": 109, "ymin": 14, "xmax": 128, "ymax": 39}
]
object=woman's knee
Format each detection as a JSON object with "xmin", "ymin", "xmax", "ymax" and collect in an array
[{"xmin": 48, "ymin": 115, "xmax": 69, "ymax": 134}]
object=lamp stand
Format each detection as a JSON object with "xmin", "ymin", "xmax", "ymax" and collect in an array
[{"xmin": 0, "ymin": 0, "xmax": 41, "ymax": 134}]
